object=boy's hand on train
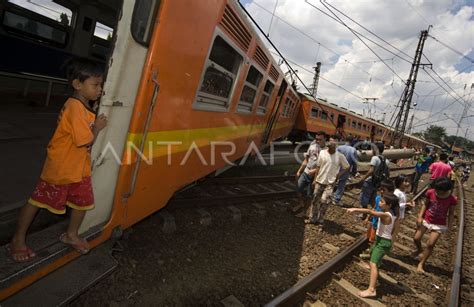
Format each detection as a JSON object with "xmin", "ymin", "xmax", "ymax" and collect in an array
[
  {"xmin": 416, "ymin": 217, "xmax": 423, "ymax": 226},
  {"xmin": 346, "ymin": 208, "xmax": 357, "ymax": 214},
  {"xmin": 95, "ymin": 114, "xmax": 108, "ymax": 130}
]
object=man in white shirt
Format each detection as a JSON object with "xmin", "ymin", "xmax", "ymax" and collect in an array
[
  {"xmin": 306, "ymin": 138, "xmax": 350, "ymax": 227},
  {"xmin": 293, "ymin": 132, "xmax": 326, "ymax": 215}
]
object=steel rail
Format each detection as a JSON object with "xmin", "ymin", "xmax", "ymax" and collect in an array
[
  {"xmin": 448, "ymin": 179, "xmax": 465, "ymax": 306},
  {"xmin": 169, "ymin": 168, "xmax": 416, "ymax": 209},
  {"xmin": 205, "ymin": 166, "xmax": 415, "ymax": 185},
  {"xmin": 265, "ymin": 183, "xmax": 430, "ymax": 307}
]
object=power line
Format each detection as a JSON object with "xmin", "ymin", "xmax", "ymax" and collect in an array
[
  {"xmin": 250, "ymin": 0, "xmax": 381, "ymax": 80},
  {"xmin": 321, "ymin": 0, "xmax": 416, "ymax": 63},
  {"xmin": 428, "ymin": 35, "xmax": 474, "ymax": 64},
  {"xmin": 237, "ymin": 1, "xmax": 340, "ymax": 130},
  {"xmin": 313, "ymin": 0, "xmax": 407, "ymax": 83},
  {"xmin": 305, "ymin": 0, "xmax": 413, "ymax": 66},
  {"xmin": 423, "ymin": 65, "xmax": 468, "ymax": 106},
  {"xmin": 268, "ymin": 50, "xmax": 364, "ymax": 100}
]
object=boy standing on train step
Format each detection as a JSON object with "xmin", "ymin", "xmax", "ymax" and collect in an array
[
  {"xmin": 306, "ymin": 138, "xmax": 350, "ymax": 228},
  {"xmin": 293, "ymin": 132, "xmax": 327, "ymax": 216},
  {"xmin": 9, "ymin": 58, "xmax": 108, "ymax": 262}
]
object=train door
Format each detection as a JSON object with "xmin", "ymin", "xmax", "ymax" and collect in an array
[
  {"xmin": 0, "ymin": 0, "xmax": 163, "ymax": 299},
  {"xmin": 0, "ymin": 0, "xmax": 163, "ymax": 247},
  {"xmin": 336, "ymin": 114, "xmax": 346, "ymax": 138},
  {"xmin": 262, "ymin": 79, "xmax": 287, "ymax": 144},
  {"xmin": 370, "ymin": 125, "xmax": 376, "ymax": 141},
  {"xmin": 0, "ymin": 0, "xmax": 120, "ymax": 242}
]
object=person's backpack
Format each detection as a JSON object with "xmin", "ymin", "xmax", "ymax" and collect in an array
[{"xmin": 372, "ymin": 155, "xmax": 390, "ymax": 187}]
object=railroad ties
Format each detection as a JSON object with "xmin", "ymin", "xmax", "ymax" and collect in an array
[{"xmin": 266, "ymin": 179, "xmax": 465, "ymax": 306}]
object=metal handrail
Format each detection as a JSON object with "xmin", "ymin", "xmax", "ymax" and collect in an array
[
  {"xmin": 448, "ymin": 179, "xmax": 465, "ymax": 306},
  {"xmin": 0, "ymin": 71, "xmax": 68, "ymax": 106}
]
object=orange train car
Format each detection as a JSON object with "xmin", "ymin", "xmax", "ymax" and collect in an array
[
  {"xmin": 289, "ymin": 93, "xmax": 438, "ymax": 149},
  {"xmin": 0, "ymin": 0, "xmax": 300, "ymax": 300}
]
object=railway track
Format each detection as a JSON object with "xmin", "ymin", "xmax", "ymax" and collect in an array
[
  {"xmin": 70, "ymin": 167, "xmax": 470, "ymax": 306},
  {"xmin": 167, "ymin": 166, "xmax": 416, "ymax": 209},
  {"xmin": 266, "ymin": 180, "xmax": 466, "ymax": 306}
]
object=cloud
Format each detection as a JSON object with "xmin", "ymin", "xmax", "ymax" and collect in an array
[{"xmin": 244, "ymin": 0, "xmax": 474, "ymax": 139}]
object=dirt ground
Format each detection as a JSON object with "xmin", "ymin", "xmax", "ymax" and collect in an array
[{"xmin": 71, "ymin": 193, "xmax": 368, "ymax": 306}]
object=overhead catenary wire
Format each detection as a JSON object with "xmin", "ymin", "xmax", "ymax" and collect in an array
[
  {"xmin": 251, "ymin": 0, "xmax": 382, "ymax": 81},
  {"xmin": 305, "ymin": 0, "xmax": 413, "ymax": 67},
  {"xmin": 268, "ymin": 51, "xmax": 364, "ymax": 100},
  {"xmin": 322, "ymin": 0, "xmax": 416, "ymax": 63},
  {"xmin": 314, "ymin": 0, "xmax": 408, "ymax": 83},
  {"xmin": 237, "ymin": 1, "xmax": 340, "ymax": 129},
  {"xmin": 428, "ymin": 35, "xmax": 474, "ymax": 64},
  {"xmin": 422, "ymin": 66, "xmax": 468, "ymax": 107},
  {"xmin": 312, "ymin": 0, "xmax": 416, "ymax": 129}
]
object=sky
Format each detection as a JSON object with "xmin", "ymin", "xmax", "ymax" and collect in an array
[{"xmin": 241, "ymin": 0, "xmax": 474, "ymax": 139}]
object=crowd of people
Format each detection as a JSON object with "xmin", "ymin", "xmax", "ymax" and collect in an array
[{"xmin": 293, "ymin": 132, "xmax": 464, "ymax": 298}]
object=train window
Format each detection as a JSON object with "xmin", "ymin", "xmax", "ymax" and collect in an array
[
  {"xmin": 352, "ymin": 121, "xmax": 356, "ymax": 128},
  {"xmin": 321, "ymin": 111, "xmax": 328, "ymax": 120},
  {"xmin": 257, "ymin": 80, "xmax": 274, "ymax": 115},
  {"xmin": 363, "ymin": 124, "xmax": 367, "ymax": 131},
  {"xmin": 195, "ymin": 36, "xmax": 243, "ymax": 111},
  {"xmin": 289, "ymin": 101, "xmax": 295, "ymax": 117},
  {"xmin": 282, "ymin": 98, "xmax": 291, "ymax": 117},
  {"xmin": 94, "ymin": 22, "xmax": 113, "ymax": 40},
  {"xmin": 358, "ymin": 122, "xmax": 362, "ymax": 130},
  {"xmin": 131, "ymin": 0, "xmax": 161, "ymax": 46},
  {"xmin": 311, "ymin": 107, "xmax": 318, "ymax": 118},
  {"xmin": 7, "ymin": 0, "xmax": 72, "ymax": 25},
  {"xmin": 4, "ymin": 1, "xmax": 72, "ymax": 47},
  {"xmin": 330, "ymin": 113, "xmax": 334, "ymax": 122},
  {"xmin": 237, "ymin": 65, "xmax": 263, "ymax": 113}
]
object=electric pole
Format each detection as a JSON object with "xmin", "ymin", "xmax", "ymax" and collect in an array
[
  {"xmin": 311, "ymin": 62, "xmax": 321, "ymax": 97},
  {"xmin": 363, "ymin": 98, "xmax": 378, "ymax": 119},
  {"xmin": 407, "ymin": 114, "xmax": 415, "ymax": 134},
  {"xmin": 390, "ymin": 28, "xmax": 431, "ymax": 147}
]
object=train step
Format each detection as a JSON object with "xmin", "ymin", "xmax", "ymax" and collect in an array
[
  {"xmin": 2, "ymin": 240, "xmax": 117, "ymax": 306},
  {"xmin": 0, "ymin": 201, "xmax": 63, "ymax": 245},
  {"xmin": 0, "ymin": 220, "xmax": 106, "ymax": 301}
]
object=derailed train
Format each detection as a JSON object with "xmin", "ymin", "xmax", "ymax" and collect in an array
[{"xmin": 0, "ymin": 0, "xmax": 435, "ymax": 300}]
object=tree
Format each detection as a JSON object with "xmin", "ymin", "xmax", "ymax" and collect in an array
[
  {"xmin": 59, "ymin": 13, "xmax": 69, "ymax": 26},
  {"xmin": 423, "ymin": 125, "xmax": 446, "ymax": 145}
]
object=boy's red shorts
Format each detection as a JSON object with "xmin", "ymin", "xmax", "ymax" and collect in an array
[{"xmin": 29, "ymin": 177, "xmax": 95, "ymax": 214}]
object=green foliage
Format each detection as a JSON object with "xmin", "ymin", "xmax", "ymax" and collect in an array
[
  {"xmin": 416, "ymin": 124, "xmax": 474, "ymax": 151},
  {"xmin": 423, "ymin": 125, "xmax": 446, "ymax": 145}
]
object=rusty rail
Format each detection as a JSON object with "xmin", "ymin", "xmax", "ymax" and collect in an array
[
  {"xmin": 265, "ymin": 183, "xmax": 430, "ymax": 307},
  {"xmin": 448, "ymin": 179, "xmax": 465, "ymax": 306}
]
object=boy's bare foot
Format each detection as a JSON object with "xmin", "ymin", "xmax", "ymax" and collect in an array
[
  {"xmin": 59, "ymin": 233, "xmax": 90, "ymax": 254},
  {"xmin": 8, "ymin": 240, "xmax": 36, "ymax": 262},
  {"xmin": 416, "ymin": 264, "xmax": 426, "ymax": 273},
  {"xmin": 359, "ymin": 289, "xmax": 376, "ymax": 298}
]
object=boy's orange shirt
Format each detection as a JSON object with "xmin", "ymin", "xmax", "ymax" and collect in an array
[{"xmin": 40, "ymin": 98, "xmax": 96, "ymax": 185}]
